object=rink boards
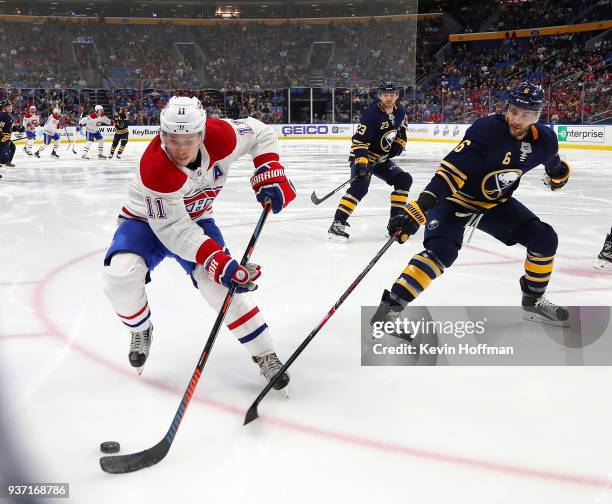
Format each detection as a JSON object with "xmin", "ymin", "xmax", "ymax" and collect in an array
[{"xmin": 13, "ymin": 123, "xmax": 612, "ymax": 150}]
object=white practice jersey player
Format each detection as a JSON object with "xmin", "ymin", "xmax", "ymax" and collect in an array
[
  {"xmin": 34, "ymin": 109, "xmax": 63, "ymax": 158},
  {"xmin": 43, "ymin": 112, "xmax": 62, "ymax": 136},
  {"xmin": 119, "ymin": 116, "xmax": 277, "ymax": 263},
  {"xmin": 79, "ymin": 108, "xmax": 111, "ymax": 159},
  {"xmin": 22, "ymin": 107, "xmax": 39, "ymax": 154},
  {"xmin": 79, "ymin": 111, "xmax": 112, "ymax": 133}
]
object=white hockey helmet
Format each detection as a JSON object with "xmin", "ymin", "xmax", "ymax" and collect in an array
[
  {"xmin": 95, "ymin": 104, "xmax": 103, "ymax": 112},
  {"xmin": 53, "ymin": 107, "xmax": 61, "ymax": 115},
  {"xmin": 160, "ymin": 96, "xmax": 206, "ymax": 135},
  {"xmin": 29, "ymin": 105, "xmax": 36, "ymax": 112}
]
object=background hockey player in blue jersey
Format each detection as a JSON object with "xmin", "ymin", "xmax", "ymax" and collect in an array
[
  {"xmin": 372, "ymin": 81, "xmax": 572, "ymax": 328},
  {"xmin": 328, "ymin": 81, "xmax": 413, "ymax": 241},
  {"xmin": 0, "ymin": 99, "xmax": 25, "ymax": 176}
]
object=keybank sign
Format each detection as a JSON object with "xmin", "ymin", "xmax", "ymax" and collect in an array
[{"xmin": 281, "ymin": 125, "xmax": 329, "ymax": 135}]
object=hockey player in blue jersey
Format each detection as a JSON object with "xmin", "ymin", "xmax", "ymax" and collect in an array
[
  {"xmin": 372, "ymin": 81, "xmax": 572, "ymax": 327},
  {"xmin": 0, "ymin": 99, "xmax": 25, "ymax": 177},
  {"xmin": 328, "ymin": 81, "xmax": 413, "ymax": 241}
]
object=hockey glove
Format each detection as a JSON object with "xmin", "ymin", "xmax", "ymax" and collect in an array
[
  {"xmin": 205, "ymin": 249, "xmax": 261, "ymax": 293},
  {"xmin": 11, "ymin": 125, "xmax": 25, "ymax": 133},
  {"xmin": 388, "ymin": 129, "xmax": 407, "ymax": 159},
  {"xmin": 387, "ymin": 192, "xmax": 436, "ymax": 244},
  {"xmin": 251, "ymin": 157, "xmax": 296, "ymax": 214},
  {"xmin": 354, "ymin": 157, "xmax": 370, "ymax": 180},
  {"xmin": 543, "ymin": 160, "xmax": 571, "ymax": 191}
]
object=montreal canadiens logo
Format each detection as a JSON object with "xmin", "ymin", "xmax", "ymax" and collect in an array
[
  {"xmin": 235, "ymin": 270, "xmax": 247, "ymax": 281},
  {"xmin": 481, "ymin": 169, "xmax": 522, "ymax": 200},
  {"xmin": 380, "ymin": 130, "xmax": 397, "ymax": 153}
]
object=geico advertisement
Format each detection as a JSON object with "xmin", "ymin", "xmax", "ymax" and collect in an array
[
  {"xmin": 556, "ymin": 125, "xmax": 606, "ymax": 143},
  {"xmin": 274, "ymin": 124, "xmax": 352, "ymax": 137}
]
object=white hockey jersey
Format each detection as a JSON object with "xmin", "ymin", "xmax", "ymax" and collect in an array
[
  {"xmin": 42, "ymin": 113, "xmax": 62, "ymax": 135},
  {"xmin": 79, "ymin": 112, "xmax": 111, "ymax": 133},
  {"xmin": 22, "ymin": 113, "xmax": 39, "ymax": 131},
  {"xmin": 119, "ymin": 117, "xmax": 280, "ymax": 265}
]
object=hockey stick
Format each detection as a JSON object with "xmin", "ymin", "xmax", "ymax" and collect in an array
[
  {"xmin": 310, "ymin": 174, "xmax": 358, "ymax": 205},
  {"xmin": 244, "ymin": 230, "xmax": 401, "ymax": 425},
  {"xmin": 310, "ymin": 156, "xmax": 389, "ymax": 205},
  {"xmin": 11, "ymin": 135, "xmax": 27, "ymax": 142},
  {"xmin": 100, "ymin": 201, "xmax": 273, "ymax": 474},
  {"xmin": 64, "ymin": 129, "xmax": 77, "ymax": 154}
]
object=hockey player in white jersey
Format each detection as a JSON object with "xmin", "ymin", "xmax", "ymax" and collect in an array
[
  {"xmin": 34, "ymin": 108, "xmax": 63, "ymax": 159},
  {"xmin": 102, "ymin": 96, "xmax": 296, "ymax": 390},
  {"xmin": 79, "ymin": 104, "xmax": 111, "ymax": 159},
  {"xmin": 22, "ymin": 105, "xmax": 39, "ymax": 156}
]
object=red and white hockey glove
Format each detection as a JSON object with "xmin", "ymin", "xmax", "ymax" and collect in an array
[
  {"xmin": 251, "ymin": 155, "xmax": 296, "ymax": 214},
  {"xmin": 205, "ymin": 249, "xmax": 261, "ymax": 293}
]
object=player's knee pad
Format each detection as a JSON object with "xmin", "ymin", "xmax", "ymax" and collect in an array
[
  {"xmin": 391, "ymin": 171, "xmax": 413, "ymax": 192},
  {"xmin": 102, "ymin": 253, "xmax": 148, "ymax": 301},
  {"xmin": 347, "ymin": 179, "xmax": 370, "ymax": 200},
  {"xmin": 514, "ymin": 219, "xmax": 558, "ymax": 256},
  {"xmin": 423, "ymin": 237, "xmax": 460, "ymax": 268},
  {"xmin": 120, "ymin": 138, "xmax": 128, "ymax": 146}
]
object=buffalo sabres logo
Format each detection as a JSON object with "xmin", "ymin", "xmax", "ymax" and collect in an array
[
  {"xmin": 380, "ymin": 129, "xmax": 397, "ymax": 153},
  {"xmin": 427, "ymin": 219, "xmax": 439, "ymax": 230},
  {"xmin": 481, "ymin": 169, "xmax": 522, "ymax": 200}
]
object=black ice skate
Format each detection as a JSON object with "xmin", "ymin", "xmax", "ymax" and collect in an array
[
  {"xmin": 370, "ymin": 289, "xmax": 412, "ymax": 339},
  {"xmin": 116, "ymin": 153, "xmax": 122, "ymax": 160},
  {"xmin": 520, "ymin": 276, "xmax": 569, "ymax": 327},
  {"xmin": 34, "ymin": 151, "xmax": 40, "ymax": 158},
  {"xmin": 594, "ymin": 233, "xmax": 612, "ymax": 272},
  {"xmin": 129, "ymin": 323, "xmax": 153, "ymax": 375},
  {"xmin": 98, "ymin": 154, "xmax": 108, "ymax": 160},
  {"xmin": 328, "ymin": 219, "xmax": 350, "ymax": 241},
  {"xmin": 51, "ymin": 151, "xmax": 60, "ymax": 159},
  {"xmin": 24, "ymin": 147, "xmax": 32, "ymax": 156},
  {"xmin": 253, "ymin": 352, "xmax": 290, "ymax": 390}
]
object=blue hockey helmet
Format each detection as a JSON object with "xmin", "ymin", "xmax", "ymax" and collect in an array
[
  {"xmin": 378, "ymin": 81, "xmax": 398, "ymax": 94},
  {"xmin": 506, "ymin": 81, "xmax": 545, "ymax": 111}
]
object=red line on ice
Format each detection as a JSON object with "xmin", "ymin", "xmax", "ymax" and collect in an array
[{"xmin": 29, "ymin": 247, "xmax": 612, "ymax": 490}]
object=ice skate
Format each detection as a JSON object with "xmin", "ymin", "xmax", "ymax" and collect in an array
[
  {"xmin": 253, "ymin": 352, "xmax": 290, "ymax": 392},
  {"xmin": 129, "ymin": 323, "xmax": 153, "ymax": 375},
  {"xmin": 116, "ymin": 153, "xmax": 122, "ymax": 160},
  {"xmin": 594, "ymin": 233, "xmax": 612, "ymax": 272},
  {"xmin": 520, "ymin": 276, "xmax": 569, "ymax": 327},
  {"xmin": 98, "ymin": 154, "xmax": 108, "ymax": 160},
  {"xmin": 328, "ymin": 219, "xmax": 350, "ymax": 242},
  {"xmin": 370, "ymin": 289, "xmax": 412, "ymax": 340},
  {"xmin": 24, "ymin": 146, "xmax": 32, "ymax": 156},
  {"xmin": 34, "ymin": 150, "xmax": 40, "ymax": 158},
  {"xmin": 51, "ymin": 151, "xmax": 60, "ymax": 159}
]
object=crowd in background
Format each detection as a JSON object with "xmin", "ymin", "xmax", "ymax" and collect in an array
[{"xmin": 0, "ymin": 0, "xmax": 609, "ymax": 126}]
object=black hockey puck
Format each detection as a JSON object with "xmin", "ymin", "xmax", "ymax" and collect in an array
[{"xmin": 100, "ymin": 441, "xmax": 120, "ymax": 454}]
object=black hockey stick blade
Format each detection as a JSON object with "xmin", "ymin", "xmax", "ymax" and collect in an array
[
  {"xmin": 310, "ymin": 174, "xmax": 358, "ymax": 206},
  {"xmin": 243, "ymin": 232, "xmax": 399, "ymax": 425},
  {"xmin": 100, "ymin": 439, "xmax": 170, "ymax": 474},
  {"xmin": 310, "ymin": 190, "xmax": 324, "ymax": 205},
  {"xmin": 244, "ymin": 403, "xmax": 259, "ymax": 425}
]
